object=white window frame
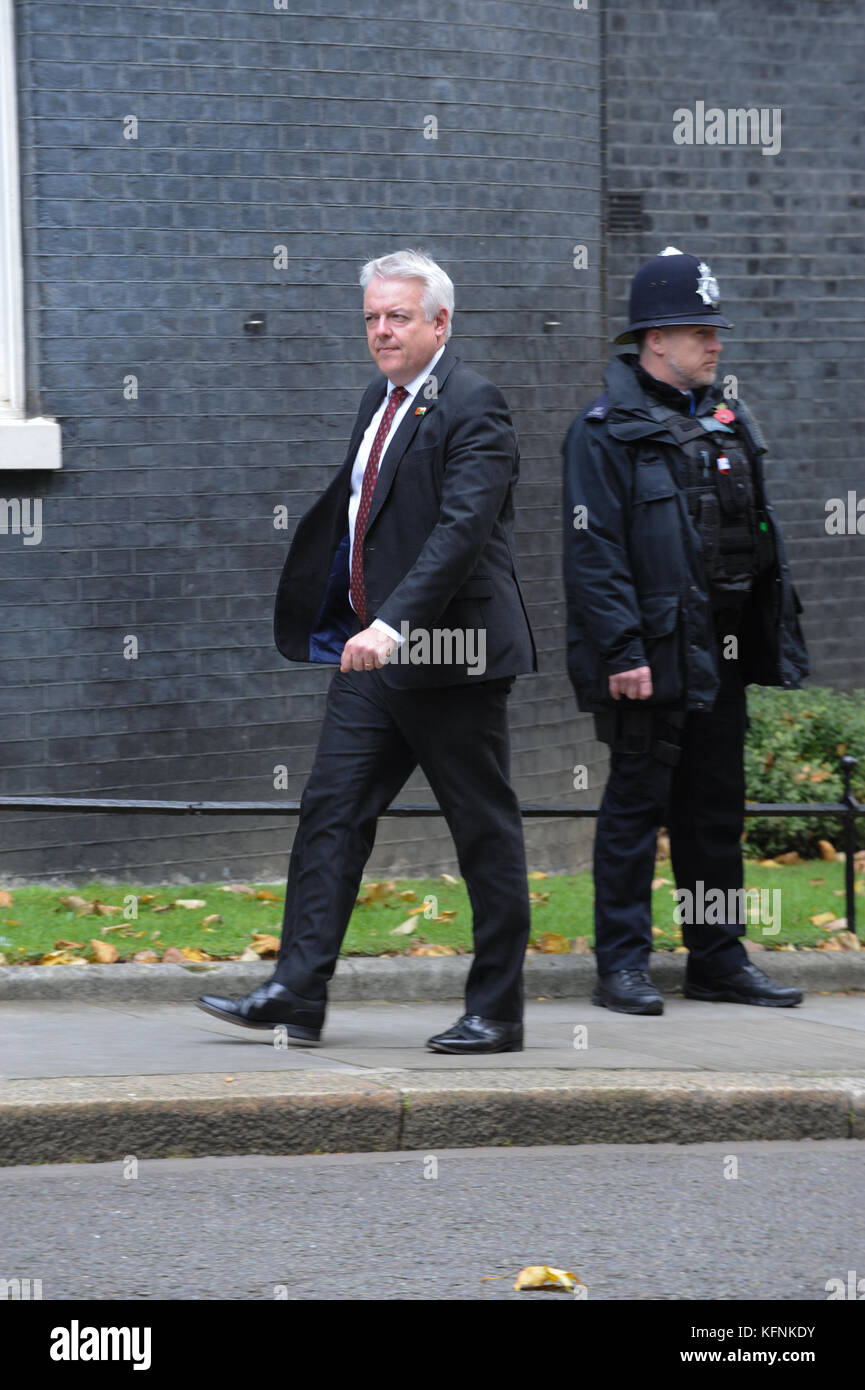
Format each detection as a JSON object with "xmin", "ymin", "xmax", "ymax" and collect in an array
[{"xmin": 0, "ymin": 0, "xmax": 61, "ymax": 467}]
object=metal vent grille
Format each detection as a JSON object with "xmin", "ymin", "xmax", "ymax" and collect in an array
[{"xmin": 606, "ymin": 191, "xmax": 644, "ymax": 234}]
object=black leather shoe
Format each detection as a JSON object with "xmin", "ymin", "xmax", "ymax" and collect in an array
[
  {"xmin": 197, "ymin": 982, "xmax": 322, "ymax": 1042},
  {"xmin": 592, "ymin": 969, "xmax": 664, "ymax": 1015},
  {"xmin": 684, "ymin": 961, "xmax": 803, "ymax": 1007},
  {"xmin": 426, "ymin": 1014, "xmax": 523, "ymax": 1054}
]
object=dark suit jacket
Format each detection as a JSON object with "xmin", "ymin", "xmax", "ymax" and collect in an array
[{"xmin": 273, "ymin": 344, "xmax": 537, "ymax": 687}]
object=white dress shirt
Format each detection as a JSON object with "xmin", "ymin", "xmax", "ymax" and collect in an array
[{"xmin": 348, "ymin": 345, "xmax": 445, "ymax": 644}]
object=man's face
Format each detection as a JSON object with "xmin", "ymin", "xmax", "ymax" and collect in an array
[
  {"xmin": 363, "ymin": 276, "xmax": 448, "ymax": 386},
  {"xmin": 644, "ymin": 324, "xmax": 723, "ymax": 390}
]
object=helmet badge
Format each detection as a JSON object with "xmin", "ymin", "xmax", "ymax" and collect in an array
[{"xmin": 696, "ymin": 261, "xmax": 720, "ymax": 306}]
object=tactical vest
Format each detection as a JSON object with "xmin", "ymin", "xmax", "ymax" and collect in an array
[{"xmin": 645, "ymin": 404, "xmax": 774, "ymax": 609}]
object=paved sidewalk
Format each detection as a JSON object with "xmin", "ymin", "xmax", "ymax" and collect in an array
[
  {"xmin": 4, "ymin": 994, "xmax": 865, "ymax": 1077},
  {"xmin": 1, "ymin": 994, "xmax": 863, "ymax": 1164}
]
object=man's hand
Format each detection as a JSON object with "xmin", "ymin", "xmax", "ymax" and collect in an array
[
  {"xmin": 340, "ymin": 627, "xmax": 397, "ymax": 673},
  {"xmin": 609, "ymin": 665, "xmax": 653, "ymax": 700}
]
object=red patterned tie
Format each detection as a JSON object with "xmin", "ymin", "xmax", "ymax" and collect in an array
[{"xmin": 350, "ymin": 384, "xmax": 408, "ymax": 625}]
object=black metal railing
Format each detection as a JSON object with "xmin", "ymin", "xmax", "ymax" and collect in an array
[{"xmin": 0, "ymin": 756, "xmax": 860, "ymax": 936}]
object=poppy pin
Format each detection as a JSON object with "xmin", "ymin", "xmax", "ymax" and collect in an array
[{"xmin": 713, "ymin": 405, "xmax": 736, "ymax": 425}]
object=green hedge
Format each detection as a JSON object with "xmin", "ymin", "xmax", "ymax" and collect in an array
[{"xmin": 744, "ymin": 686, "xmax": 865, "ymax": 858}]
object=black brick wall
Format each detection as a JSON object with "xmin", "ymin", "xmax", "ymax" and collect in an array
[
  {"xmin": 603, "ymin": 0, "xmax": 865, "ymax": 697},
  {"xmin": 4, "ymin": 1, "xmax": 861, "ymax": 886},
  {"xmin": 2, "ymin": 0, "xmax": 601, "ymax": 882}
]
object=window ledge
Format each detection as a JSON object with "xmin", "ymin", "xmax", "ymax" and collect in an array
[{"xmin": 0, "ymin": 416, "xmax": 62, "ymax": 469}]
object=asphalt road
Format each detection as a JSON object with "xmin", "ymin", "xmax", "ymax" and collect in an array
[{"xmin": 1, "ymin": 1141, "xmax": 862, "ymax": 1301}]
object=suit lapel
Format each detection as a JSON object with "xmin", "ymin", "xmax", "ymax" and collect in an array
[
  {"xmin": 342, "ymin": 378, "xmax": 387, "ymax": 473},
  {"xmin": 365, "ymin": 346, "xmax": 459, "ymax": 533}
]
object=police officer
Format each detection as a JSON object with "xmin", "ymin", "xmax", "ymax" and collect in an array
[{"xmin": 562, "ymin": 247, "xmax": 808, "ymax": 1015}]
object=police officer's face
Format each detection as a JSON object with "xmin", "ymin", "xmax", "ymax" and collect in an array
[{"xmin": 646, "ymin": 324, "xmax": 723, "ymax": 390}]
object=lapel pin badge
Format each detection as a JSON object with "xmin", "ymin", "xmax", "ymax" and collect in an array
[{"xmin": 414, "ymin": 406, "xmax": 427, "ymax": 416}]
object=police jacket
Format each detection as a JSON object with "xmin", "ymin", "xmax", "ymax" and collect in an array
[{"xmin": 561, "ymin": 354, "xmax": 808, "ymax": 713}]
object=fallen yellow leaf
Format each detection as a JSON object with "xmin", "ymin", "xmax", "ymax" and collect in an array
[
  {"xmin": 175, "ymin": 899, "xmax": 207, "ymax": 910},
  {"xmin": 513, "ymin": 1265, "xmax": 584, "ymax": 1292},
  {"xmin": 40, "ymin": 950, "xmax": 87, "ymax": 966},
  {"xmin": 0, "ymin": 890, "xmax": 13, "ymax": 907},
  {"xmin": 537, "ymin": 932, "xmax": 571, "ymax": 954},
  {"xmin": 88, "ymin": 939, "xmax": 118, "ymax": 963},
  {"xmin": 390, "ymin": 918, "xmax": 418, "ymax": 936},
  {"xmin": 357, "ymin": 880, "xmax": 397, "ymax": 904},
  {"xmin": 249, "ymin": 933, "xmax": 281, "ymax": 956},
  {"xmin": 57, "ymin": 895, "xmax": 89, "ymax": 912}
]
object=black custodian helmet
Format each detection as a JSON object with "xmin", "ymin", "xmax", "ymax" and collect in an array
[{"xmin": 614, "ymin": 246, "xmax": 733, "ymax": 345}]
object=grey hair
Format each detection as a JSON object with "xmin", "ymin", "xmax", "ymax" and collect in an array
[{"xmin": 359, "ymin": 249, "xmax": 454, "ymax": 340}]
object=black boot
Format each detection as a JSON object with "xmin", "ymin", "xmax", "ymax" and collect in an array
[
  {"xmin": 592, "ymin": 968, "xmax": 664, "ymax": 1016},
  {"xmin": 684, "ymin": 961, "xmax": 802, "ymax": 1007}
]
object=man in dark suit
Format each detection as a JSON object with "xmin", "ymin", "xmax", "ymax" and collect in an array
[{"xmin": 198, "ymin": 249, "xmax": 537, "ymax": 1053}]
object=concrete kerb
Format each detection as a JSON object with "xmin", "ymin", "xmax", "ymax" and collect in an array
[
  {"xmin": 1, "ymin": 1071, "xmax": 863, "ymax": 1166},
  {"xmin": 0, "ymin": 951, "xmax": 864, "ymax": 1002}
]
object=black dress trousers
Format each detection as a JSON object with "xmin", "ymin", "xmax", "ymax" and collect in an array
[
  {"xmin": 593, "ymin": 653, "xmax": 751, "ymax": 978},
  {"xmin": 270, "ymin": 669, "xmax": 531, "ymax": 1026}
]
